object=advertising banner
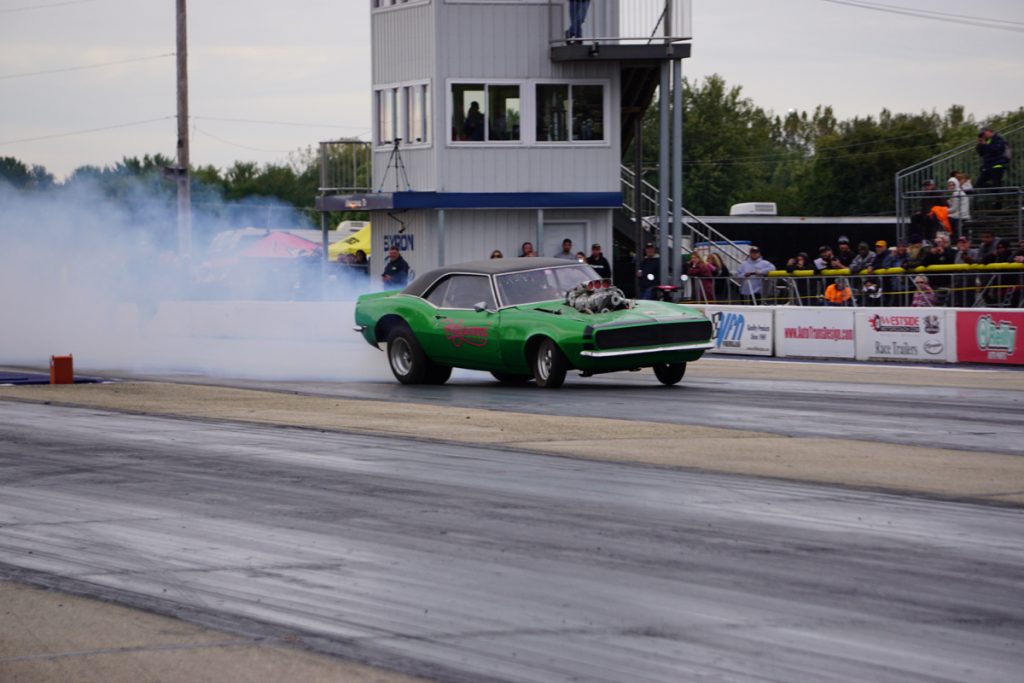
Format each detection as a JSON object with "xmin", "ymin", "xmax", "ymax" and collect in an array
[
  {"xmin": 855, "ymin": 309, "xmax": 951, "ymax": 363},
  {"xmin": 955, "ymin": 310, "xmax": 1024, "ymax": 365},
  {"xmin": 775, "ymin": 308, "xmax": 856, "ymax": 359},
  {"xmin": 705, "ymin": 306, "xmax": 774, "ymax": 356}
]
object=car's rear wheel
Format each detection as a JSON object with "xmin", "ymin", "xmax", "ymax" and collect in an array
[
  {"xmin": 491, "ymin": 371, "xmax": 533, "ymax": 386},
  {"xmin": 653, "ymin": 362, "xmax": 686, "ymax": 386},
  {"xmin": 387, "ymin": 325, "xmax": 430, "ymax": 384},
  {"xmin": 425, "ymin": 364, "xmax": 452, "ymax": 385},
  {"xmin": 533, "ymin": 338, "xmax": 568, "ymax": 389}
]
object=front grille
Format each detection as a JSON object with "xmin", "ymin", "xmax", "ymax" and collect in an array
[{"xmin": 595, "ymin": 320, "xmax": 712, "ymax": 350}]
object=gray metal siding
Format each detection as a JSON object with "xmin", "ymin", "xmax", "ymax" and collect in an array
[
  {"xmin": 442, "ymin": 210, "xmax": 540, "ymax": 264},
  {"xmin": 370, "ymin": 207, "xmax": 613, "ymax": 279},
  {"xmin": 372, "ymin": 3, "xmax": 435, "ymax": 84},
  {"xmin": 438, "ymin": 144, "xmax": 620, "ymax": 193},
  {"xmin": 373, "ymin": 145, "xmax": 437, "ymax": 192}
]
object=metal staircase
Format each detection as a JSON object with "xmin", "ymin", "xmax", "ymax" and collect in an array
[
  {"xmin": 619, "ymin": 164, "xmax": 748, "ymax": 273},
  {"xmin": 896, "ymin": 121, "xmax": 1023, "ymax": 243}
]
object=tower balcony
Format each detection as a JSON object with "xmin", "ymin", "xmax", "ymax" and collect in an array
[{"xmin": 547, "ymin": 0, "xmax": 692, "ymax": 62}]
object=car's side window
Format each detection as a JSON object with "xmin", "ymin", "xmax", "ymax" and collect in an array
[
  {"xmin": 442, "ymin": 274, "xmax": 495, "ymax": 310},
  {"xmin": 423, "ymin": 277, "xmax": 451, "ymax": 306}
]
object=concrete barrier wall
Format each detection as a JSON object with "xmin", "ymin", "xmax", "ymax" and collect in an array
[
  {"xmin": 854, "ymin": 310, "xmax": 953, "ymax": 363},
  {"xmin": 775, "ymin": 308, "xmax": 856, "ymax": 360},
  {"xmin": 699, "ymin": 304, "xmax": 1023, "ymax": 366}
]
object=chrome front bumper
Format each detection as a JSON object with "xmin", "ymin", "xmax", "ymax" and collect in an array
[{"xmin": 579, "ymin": 341, "xmax": 716, "ymax": 358}]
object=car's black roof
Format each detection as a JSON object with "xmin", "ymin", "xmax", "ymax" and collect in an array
[{"xmin": 403, "ymin": 258, "xmax": 584, "ymax": 296}]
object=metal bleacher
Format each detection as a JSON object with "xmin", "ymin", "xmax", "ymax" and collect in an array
[{"xmin": 896, "ymin": 121, "xmax": 1024, "ymax": 244}]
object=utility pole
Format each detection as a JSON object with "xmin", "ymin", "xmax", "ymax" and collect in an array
[{"xmin": 176, "ymin": 0, "xmax": 191, "ymax": 257}]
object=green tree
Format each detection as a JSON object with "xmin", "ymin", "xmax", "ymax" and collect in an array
[
  {"xmin": 803, "ymin": 110, "xmax": 944, "ymax": 215},
  {"xmin": 0, "ymin": 156, "xmax": 54, "ymax": 189}
]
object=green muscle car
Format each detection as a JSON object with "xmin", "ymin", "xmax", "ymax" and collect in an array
[{"xmin": 354, "ymin": 258, "xmax": 714, "ymax": 388}]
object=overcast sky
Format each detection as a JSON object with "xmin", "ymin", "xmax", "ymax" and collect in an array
[{"xmin": 1, "ymin": 0, "xmax": 1021, "ymax": 180}]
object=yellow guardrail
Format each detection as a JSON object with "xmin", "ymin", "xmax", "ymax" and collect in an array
[{"xmin": 769, "ymin": 263, "xmax": 1024, "ymax": 277}]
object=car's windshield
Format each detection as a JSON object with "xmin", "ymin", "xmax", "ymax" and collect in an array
[{"xmin": 495, "ymin": 264, "xmax": 600, "ymax": 306}]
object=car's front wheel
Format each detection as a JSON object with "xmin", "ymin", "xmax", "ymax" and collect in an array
[
  {"xmin": 387, "ymin": 325, "xmax": 431, "ymax": 384},
  {"xmin": 533, "ymin": 338, "xmax": 568, "ymax": 389},
  {"xmin": 653, "ymin": 362, "xmax": 686, "ymax": 386}
]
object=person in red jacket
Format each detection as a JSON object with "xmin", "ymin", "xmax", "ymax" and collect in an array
[{"xmin": 686, "ymin": 252, "xmax": 717, "ymax": 303}]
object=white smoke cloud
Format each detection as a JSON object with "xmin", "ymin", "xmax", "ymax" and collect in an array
[{"xmin": 0, "ymin": 179, "xmax": 390, "ymax": 381}]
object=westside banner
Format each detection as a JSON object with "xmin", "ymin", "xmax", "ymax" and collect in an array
[
  {"xmin": 705, "ymin": 306, "xmax": 774, "ymax": 356},
  {"xmin": 775, "ymin": 308, "xmax": 856, "ymax": 359},
  {"xmin": 855, "ymin": 309, "xmax": 952, "ymax": 362},
  {"xmin": 955, "ymin": 310, "xmax": 1023, "ymax": 365}
]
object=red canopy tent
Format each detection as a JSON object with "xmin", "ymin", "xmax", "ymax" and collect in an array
[{"xmin": 240, "ymin": 231, "xmax": 321, "ymax": 258}]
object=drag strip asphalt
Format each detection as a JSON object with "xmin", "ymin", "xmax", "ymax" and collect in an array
[
  {"xmin": 2, "ymin": 401, "xmax": 1023, "ymax": 683},
  {"xmin": 144, "ymin": 359, "xmax": 1024, "ymax": 457}
]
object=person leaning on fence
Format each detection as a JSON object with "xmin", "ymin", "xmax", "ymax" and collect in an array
[
  {"xmin": 735, "ymin": 246, "xmax": 775, "ymax": 305},
  {"xmin": 784, "ymin": 251, "xmax": 811, "ymax": 303},
  {"xmin": 879, "ymin": 240, "xmax": 911, "ymax": 306},
  {"xmin": 982, "ymin": 240, "xmax": 1016, "ymax": 306},
  {"xmin": 834, "ymin": 236, "xmax": 855, "ymax": 268},
  {"xmin": 706, "ymin": 252, "xmax": 731, "ymax": 303},
  {"xmin": 882, "ymin": 240, "xmax": 910, "ymax": 269},
  {"xmin": 951, "ymin": 236, "xmax": 979, "ymax": 306},
  {"xmin": 919, "ymin": 234, "xmax": 956, "ymax": 305},
  {"xmin": 861, "ymin": 278, "xmax": 884, "ymax": 306},
  {"xmin": 686, "ymin": 252, "xmax": 717, "ymax": 303},
  {"xmin": 636, "ymin": 242, "xmax": 661, "ymax": 300},
  {"xmin": 824, "ymin": 278, "xmax": 853, "ymax": 306},
  {"xmin": 976, "ymin": 229, "xmax": 997, "ymax": 262},
  {"xmin": 813, "ymin": 245, "xmax": 841, "ymax": 272},
  {"xmin": 912, "ymin": 275, "xmax": 937, "ymax": 307},
  {"xmin": 848, "ymin": 241, "xmax": 876, "ymax": 275},
  {"xmin": 863, "ymin": 240, "xmax": 889, "ymax": 274}
]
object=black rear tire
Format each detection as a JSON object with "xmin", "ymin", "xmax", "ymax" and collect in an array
[
  {"xmin": 653, "ymin": 362, "xmax": 686, "ymax": 386},
  {"xmin": 533, "ymin": 338, "xmax": 568, "ymax": 389},
  {"xmin": 491, "ymin": 371, "xmax": 533, "ymax": 385},
  {"xmin": 425, "ymin": 364, "xmax": 452, "ymax": 385},
  {"xmin": 386, "ymin": 325, "xmax": 430, "ymax": 384}
]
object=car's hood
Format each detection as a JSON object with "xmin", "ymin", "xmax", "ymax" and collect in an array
[{"xmin": 517, "ymin": 300, "xmax": 707, "ymax": 326}]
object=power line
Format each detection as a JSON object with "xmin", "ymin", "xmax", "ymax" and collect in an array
[
  {"xmin": 192, "ymin": 125, "xmax": 295, "ymax": 154},
  {"xmin": 0, "ymin": 0, "xmax": 98, "ymax": 13},
  {"xmin": 825, "ymin": 0, "xmax": 1024, "ymax": 26},
  {"xmin": 817, "ymin": 0, "xmax": 1024, "ymax": 32},
  {"xmin": 0, "ymin": 116, "xmax": 174, "ymax": 145},
  {"xmin": 0, "ymin": 53, "xmax": 175, "ymax": 80},
  {"xmin": 193, "ymin": 115, "xmax": 368, "ymax": 131},
  {"xmin": 682, "ymin": 139, "xmax": 953, "ymax": 167}
]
